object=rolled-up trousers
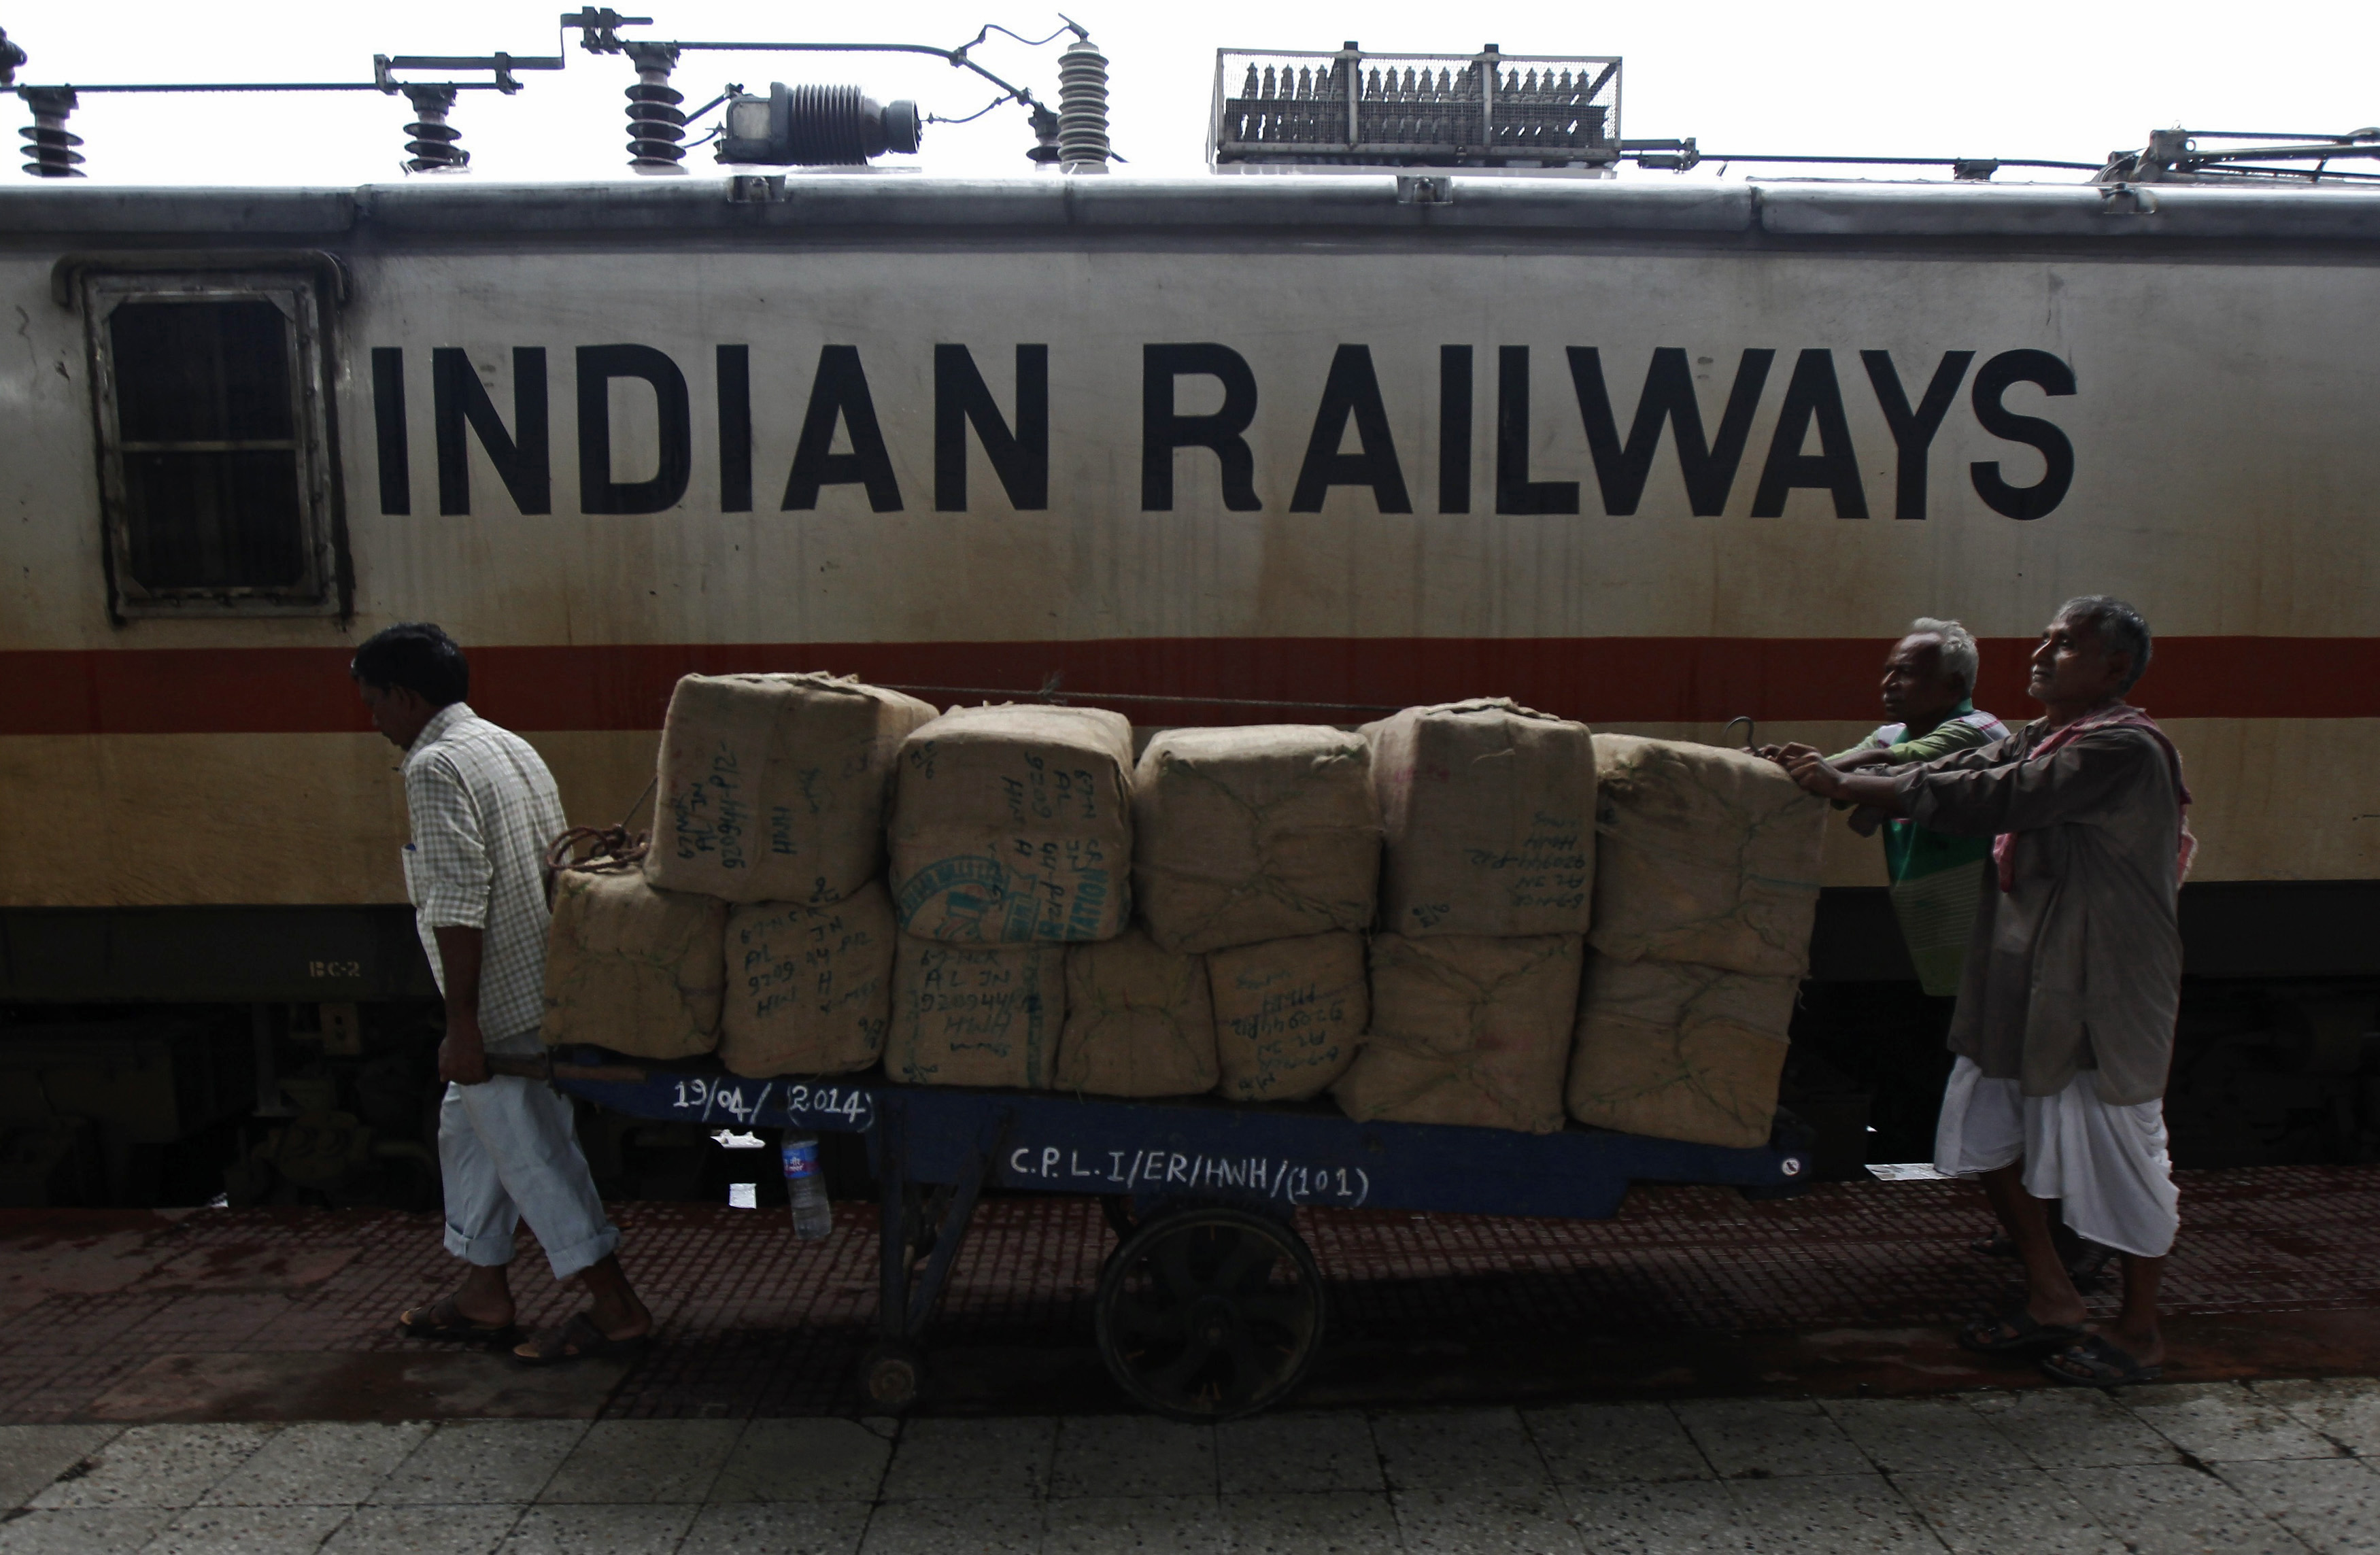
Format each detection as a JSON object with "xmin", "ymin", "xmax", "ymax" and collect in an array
[{"xmin": 439, "ymin": 1072, "xmax": 620, "ymax": 1280}]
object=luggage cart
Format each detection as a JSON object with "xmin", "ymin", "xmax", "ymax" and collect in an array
[{"xmin": 540, "ymin": 1050, "xmax": 1812, "ymax": 1422}]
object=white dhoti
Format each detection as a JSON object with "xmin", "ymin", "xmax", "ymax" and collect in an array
[{"xmin": 1933, "ymin": 1055, "xmax": 2179, "ymax": 1258}]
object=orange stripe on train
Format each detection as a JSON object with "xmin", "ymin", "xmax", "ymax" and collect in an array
[{"xmin": 0, "ymin": 638, "xmax": 2365, "ymax": 736}]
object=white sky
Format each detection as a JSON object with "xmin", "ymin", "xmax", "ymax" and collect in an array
[{"xmin": 10, "ymin": 0, "xmax": 2377, "ymax": 186}]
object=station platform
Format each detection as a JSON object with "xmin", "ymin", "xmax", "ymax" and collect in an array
[{"xmin": 1, "ymin": 1163, "xmax": 2375, "ymax": 1426}]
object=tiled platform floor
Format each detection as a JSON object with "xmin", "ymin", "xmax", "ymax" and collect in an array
[
  {"xmin": 8, "ymin": 1382, "xmax": 2380, "ymax": 1553},
  {"xmin": 3, "ymin": 1165, "xmax": 2379, "ymax": 1423}
]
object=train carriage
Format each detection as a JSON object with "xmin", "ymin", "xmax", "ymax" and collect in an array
[{"xmin": 3, "ymin": 171, "xmax": 2377, "ymax": 1195}]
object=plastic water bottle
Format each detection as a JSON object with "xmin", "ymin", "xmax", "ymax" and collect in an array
[{"xmin": 783, "ymin": 1133, "xmax": 832, "ymax": 1240}]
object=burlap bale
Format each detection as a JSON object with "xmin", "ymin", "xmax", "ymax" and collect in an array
[
  {"xmin": 1589, "ymin": 734, "xmax": 1828, "ymax": 978},
  {"xmin": 1362, "ymin": 699, "xmax": 1596, "ymax": 938},
  {"xmin": 1565, "ymin": 956, "xmax": 1799, "ymax": 1148},
  {"xmin": 539, "ymin": 866, "xmax": 725, "ymax": 1058},
  {"xmin": 1132, "ymin": 725, "xmax": 1380, "ymax": 954},
  {"xmin": 1207, "ymin": 932, "xmax": 1368, "ymax": 1103},
  {"xmin": 1334, "ymin": 933, "xmax": 1582, "ymax": 1133},
  {"xmin": 889, "ymin": 704, "xmax": 1135, "ymax": 944},
  {"xmin": 1057, "ymin": 929, "xmax": 1219, "ymax": 1097},
  {"xmin": 718, "ymin": 881, "xmax": 896, "ymax": 1078},
  {"xmin": 645, "ymin": 672, "xmax": 937, "ymax": 904},
  {"xmin": 884, "ymin": 932, "xmax": 1065, "ymax": 1088}
]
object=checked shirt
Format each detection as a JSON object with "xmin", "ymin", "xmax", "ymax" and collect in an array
[{"xmin": 401, "ymin": 701, "xmax": 566, "ymax": 1051}]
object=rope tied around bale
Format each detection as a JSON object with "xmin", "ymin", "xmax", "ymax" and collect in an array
[
  {"xmin": 1061, "ymin": 955, "xmax": 1217, "ymax": 1097},
  {"xmin": 1138, "ymin": 741, "xmax": 1381, "ymax": 949},
  {"xmin": 1588, "ymin": 740, "xmax": 1827, "ymax": 970},
  {"xmin": 1344, "ymin": 934, "xmax": 1580, "ymax": 1131},
  {"xmin": 544, "ymin": 774, "xmax": 658, "ymax": 876}
]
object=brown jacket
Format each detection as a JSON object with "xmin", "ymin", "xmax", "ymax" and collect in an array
[{"xmin": 1893, "ymin": 719, "xmax": 2183, "ymax": 1105}]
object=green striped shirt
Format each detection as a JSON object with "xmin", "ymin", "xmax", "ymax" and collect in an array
[{"xmin": 1832, "ymin": 702, "xmax": 2010, "ymax": 995}]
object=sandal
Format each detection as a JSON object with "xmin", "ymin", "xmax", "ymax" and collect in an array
[
  {"xmin": 2041, "ymin": 1334, "xmax": 2163, "ymax": 1388},
  {"xmin": 396, "ymin": 1295, "xmax": 520, "ymax": 1348},
  {"xmin": 511, "ymin": 1311, "xmax": 650, "ymax": 1367},
  {"xmin": 1958, "ymin": 1308, "xmax": 2088, "ymax": 1357}
]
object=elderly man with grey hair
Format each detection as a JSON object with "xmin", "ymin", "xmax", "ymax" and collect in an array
[
  {"xmin": 1811, "ymin": 619, "xmax": 2010, "ymax": 995},
  {"xmin": 1780, "ymin": 597, "xmax": 2193, "ymax": 1388}
]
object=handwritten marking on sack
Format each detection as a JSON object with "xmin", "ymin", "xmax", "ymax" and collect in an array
[
  {"xmin": 738, "ymin": 911, "xmax": 885, "ymax": 1020},
  {"xmin": 1223, "ymin": 978, "xmax": 1348, "ymax": 1045},
  {"xmin": 1459, "ymin": 809, "xmax": 1590, "ymax": 910},
  {"xmin": 1004, "ymin": 1144, "xmax": 1370, "ymax": 1206},
  {"xmin": 671, "ymin": 742, "xmax": 755, "ymax": 870},
  {"xmin": 1002, "ymin": 757, "xmax": 1102, "ymax": 825},
  {"xmin": 905, "ymin": 950, "xmax": 1051, "ymax": 1054}
]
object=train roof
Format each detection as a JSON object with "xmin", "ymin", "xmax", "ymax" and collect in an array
[{"xmin": 3, "ymin": 174, "xmax": 2379, "ymax": 246}]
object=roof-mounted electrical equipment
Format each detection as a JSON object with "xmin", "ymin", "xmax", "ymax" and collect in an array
[
  {"xmin": 717, "ymin": 84, "xmax": 921, "ymax": 165},
  {"xmin": 1209, "ymin": 43, "xmax": 1703, "ymax": 176},
  {"xmin": 2096, "ymin": 127, "xmax": 2380, "ymax": 184},
  {"xmin": 4, "ymin": 11, "xmax": 1070, "ymax": 177}
]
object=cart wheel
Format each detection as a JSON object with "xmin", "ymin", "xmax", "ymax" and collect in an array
[
  {"xmin": 861, "ymin": 1342, "xmax": 922, "ymax": 1413},
  {"xmin": 1094, "ymin": 1207, "xmax": 1324, "ymax": 1422},
  {"xmin": 1100, "ymin": 1194, "xmax": 1138, "ymax": 1240}
]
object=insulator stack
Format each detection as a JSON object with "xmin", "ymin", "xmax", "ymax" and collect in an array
[
  {"xmin": 1486, "ymin": 66, "xmax": 1598, "ymax": 152},
  {"xmin": 1218, "ymin": 45, "xmax": 1615, "ymax": 165},
  {"xmin": 1056, "ymin": 38, "xmax": 1110, "ymax": 171},
  {"xmin": 401, "ymin": 85, "xmax": 469, "ymax": 173},
  {"xmin": 624, "ymin": 42, "xmax": 685, "ymax": 173},
  {"xmin": 20, "ymin": 88, "xmax": 84, "ymax": 178},
  {"xmin": 1026, "ymin": 103, "xmax": 1061, "ymax": 167}
]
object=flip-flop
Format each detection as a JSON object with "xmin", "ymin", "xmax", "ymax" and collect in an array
[
  {"xmin": 511, "ymin": 1311, "xmax": 650, "ymax": 1367},
  {"xmin": 396, "ymin": 1295, "xmax": 520, "ymax": 1348},
  {"xmin": 2040, "ymin": 1334, "xmax": 2163, "ymax": 1388},
  {"xmin": 1958, "ymin": 1308, "xmax": 2088, "ymax": 1357}
]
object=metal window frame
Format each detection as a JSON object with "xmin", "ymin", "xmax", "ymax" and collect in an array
[{"xmin": 80, "ymin": 267, "xmax": 343, "ymax": 619}]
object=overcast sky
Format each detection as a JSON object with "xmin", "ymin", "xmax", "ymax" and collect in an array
[{"xmin": 9, "ymin": 0, "xmax": 2377, "ymax": 185}]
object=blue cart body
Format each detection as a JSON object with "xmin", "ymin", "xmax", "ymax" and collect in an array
[
  {"xmin": 551, "ymin": 1048, "xmax": 1811, "ymax": 1412},
  {"xmin": 556, "ymin": 1059, "xmax": 1807, "ymax": 1220}
]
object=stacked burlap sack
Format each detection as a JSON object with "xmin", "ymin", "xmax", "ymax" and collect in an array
[
  {"xmin": 883, "ymin": 704, "xmax": 1136, "ymax": 1088},
  {"xmin": 924, "ymin": 721, "xmax": 1388, "ymax": 1106},
  {"xmin": 1565, "ymin": 735, "xmax": 1827, "ymax": 1147},
  {"xmin": 536, "ymin": 671, "xmax": 1827, "ymax": 1152},
  {"xmin": 1122, "ymin": 724, "xmax": 1382, "ymax": 1102},
  {"xmin": 1332, "ymin": 700, "xmax": 1596, "ymax": 1133},
  {"xmin": 541, "ymin": 672, "xmax": 936, "ymax": 1074}
]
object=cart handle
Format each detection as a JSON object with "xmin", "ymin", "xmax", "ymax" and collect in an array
[{"xmin": 483, "ymin": 1052, "xmax": 651, "ymax": 1084}]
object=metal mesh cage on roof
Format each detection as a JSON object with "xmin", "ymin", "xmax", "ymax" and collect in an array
[{"xmin": 1211, "ymin": 46, "xmax": 1620, "ymax": 168}]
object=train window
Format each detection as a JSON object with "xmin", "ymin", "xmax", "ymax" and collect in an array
[{"xmin": 84, "ymin": 273, "xmax": 341, "ymax": 616}]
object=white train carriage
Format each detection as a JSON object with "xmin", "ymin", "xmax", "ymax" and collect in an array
[{"xmin": 2, "ymin": 173, "xmax": 2375, "ymax": 1189}]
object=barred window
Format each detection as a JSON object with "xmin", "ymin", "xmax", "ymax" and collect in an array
[{"xmin": 84, "ymin": 271, "xmax": 341, "ymax": 615}]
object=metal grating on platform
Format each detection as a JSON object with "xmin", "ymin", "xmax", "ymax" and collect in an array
[{"xmin": 3, "ymin": 1165, "xmax": 2379, "ymax": 1422}]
